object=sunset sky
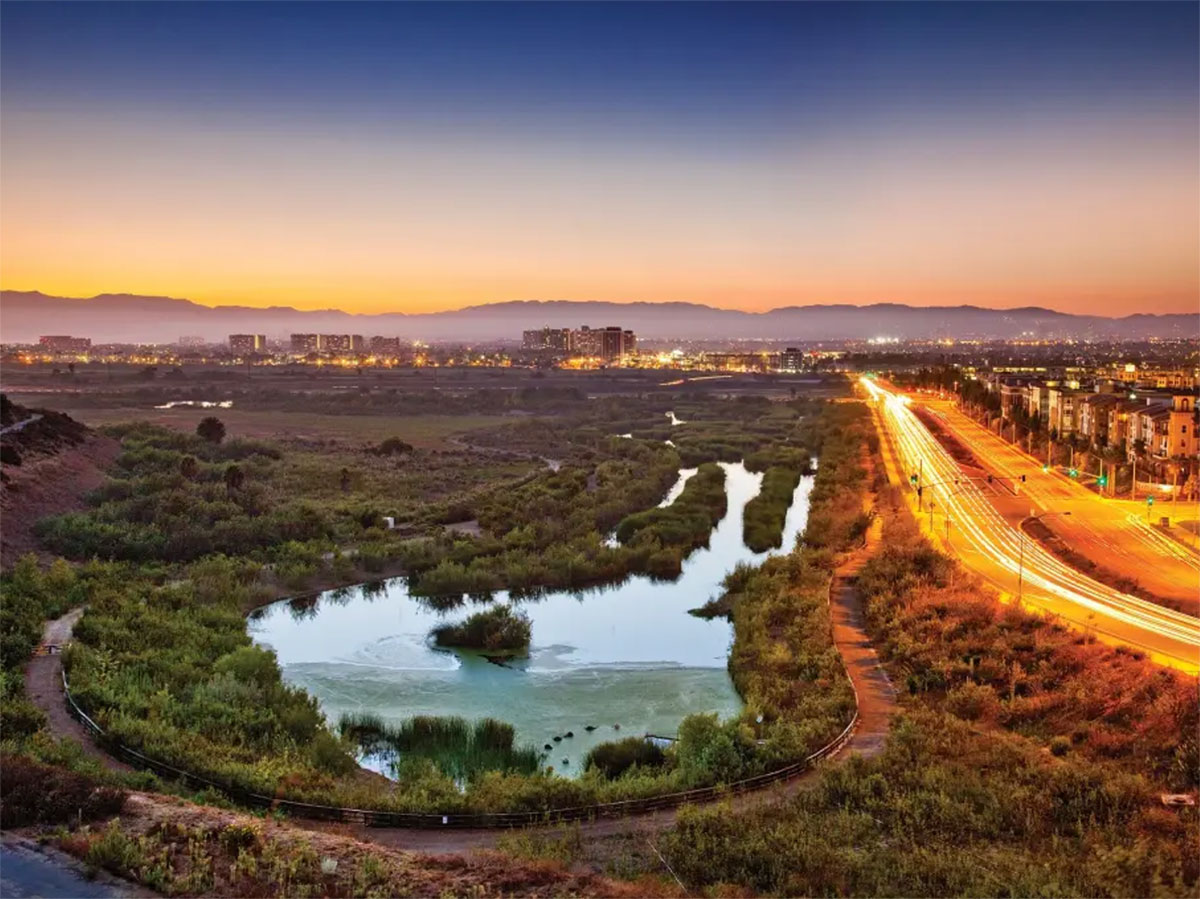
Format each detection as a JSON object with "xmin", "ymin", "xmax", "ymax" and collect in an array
[{"xmin": 2, "ymin": 2, "xmax": 1197, "ymax": 315}]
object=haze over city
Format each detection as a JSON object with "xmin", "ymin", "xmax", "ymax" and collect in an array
[{"xmin": 2, "ymin": 2, "xmax": 1198, "ymax": 316}]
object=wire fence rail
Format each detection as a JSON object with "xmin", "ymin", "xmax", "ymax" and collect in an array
[{"xmin": 62, "ymin": 667, "xmax": 857, "ymax": 830}]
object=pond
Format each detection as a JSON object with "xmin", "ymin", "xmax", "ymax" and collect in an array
[{"xmin": 249, "ymin": 460, "xmax": 814, "ymax": 778}]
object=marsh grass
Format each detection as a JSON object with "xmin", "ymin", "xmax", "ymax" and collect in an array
[
  {"xmin": 340, "ymin": 713, "xmax": 542, "ymax": 781},
  {"xmin": 430, "ymin": 604, "xmax": 531, "ymax": 651}
]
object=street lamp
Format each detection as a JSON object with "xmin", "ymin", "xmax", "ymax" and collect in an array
[{"xmin": 1017, "ymin": 511, "xmax": 1071, "ymax": 603}]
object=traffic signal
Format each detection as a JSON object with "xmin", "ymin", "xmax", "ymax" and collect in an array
[
  {"xmin": 917, "ymin": 486, "xmax": 924, "ymax": 500},
  {"xmin": 1147, "ymin": 495, "xmax": 1155, "ymax": 506},
  {"xmin": 1042, "ymin": 464, "xmax": 1049, "ymax": 472},
  {"xmin": 1020, "ymin": 474, "xmax": 1026, "ymax": 483},
  {"xmin": 1097, "ymin": 475, "xmax": 1107, "ymax": 488},
  {"xmin": 986, "ymin": 474, "xmax": 994, "ymax": 484},
  {"xmin": 910, "ymin": 473, "xmax": 918, "ymax": 486},
  {"xmin": 1069, "ymin": 468, "xmax": 1079, "ymax": 478}
]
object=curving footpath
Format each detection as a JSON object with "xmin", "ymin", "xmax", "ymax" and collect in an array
[{"xmin": 26, "ymin": 521, "xmax": 897, "ymax": 855}]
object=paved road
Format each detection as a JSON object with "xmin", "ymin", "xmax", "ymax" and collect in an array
[
  {"xmin": 919, "ymin": 396, "xmax": 1199, "ymax": 612},
  {"xmin": 865, "ymin": 378, "xmax": 1200, "ymax": 674},
  {"xmin": 0, "ymin": 837, "xmax": 144, "ymax": 898}
]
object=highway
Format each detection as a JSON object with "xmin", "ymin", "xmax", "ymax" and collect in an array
[
  {"xmin": 917, "ymin": 396, "xmax": 1200, "ymax": 613},
  {"xmin": 863, "ymin": 378, "xmax": 1200, "ymax": 674}
]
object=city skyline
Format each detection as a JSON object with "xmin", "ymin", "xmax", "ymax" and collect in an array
[{"xmin": 3, "ymin": 2, "xmax": 1198, "ymax": 316}]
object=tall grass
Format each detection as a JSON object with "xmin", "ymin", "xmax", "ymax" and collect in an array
[{"xmin": 340, "ymin": 713, "xmax": 542, "ymax": 782}]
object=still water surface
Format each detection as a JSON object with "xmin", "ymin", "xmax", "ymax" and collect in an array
[{"xmin": 250, "ymin": 461, "xmax": 813, "ymax": 776}]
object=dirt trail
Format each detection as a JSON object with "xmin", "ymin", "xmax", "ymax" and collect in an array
[
  {"xmin": 25, "ymin": 610, "xmax": 133, "ymax": 774},
  {"xmin": 27, "ymin": 519, "xmax": 897, "ymax": 856}
]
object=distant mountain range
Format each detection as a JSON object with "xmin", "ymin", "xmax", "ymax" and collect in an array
[{"xmin": 1, "ymin": 291, "xmax": 1195, "ymax": 344}]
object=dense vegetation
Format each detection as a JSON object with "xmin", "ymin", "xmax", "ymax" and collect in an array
[
  {"xmin": 431, "ymin": 605, "xmax": 531, "ymax": 652},
  {"xmin": 339, "ymin": 714, "xmax": 542, "ymax": 782},
  {"xmin": 583, "ymin": 737, "xmax": 666, "ymax": 780},
  {"xmin": 0, "ymin": 393, "xmax": 883, "ymax": 820},
  {"xmin": 0, "ymin": 753, "xmax": 127, "ymax": 828},
  {"xmin": 659, "ymin": 503, "xmax": 1199, "ymax": 897},
  {"xmin": 741, "ymin": 465, "xmax": 804, "ymax": 551},
  {"xmin": 0, "ymin": 557, "xmax": 84, "ymax": 736},
  {"xmin": 614, "ymin": 462, "xmax": 727, "ymax": 560}
]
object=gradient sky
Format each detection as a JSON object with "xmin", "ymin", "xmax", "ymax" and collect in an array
[{"xmin": 2, "ymin": 2, "xmax": 1197, "ymax": 315}]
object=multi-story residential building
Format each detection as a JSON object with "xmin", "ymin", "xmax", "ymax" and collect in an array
[
  {"xmin": 290, "ymin": 333, "xmax": 322, "ymax": 353},
  {"xmin": 38, "ymin": 335, "xmax": 91, "ymax": 353},
  {"xmin": 1046, "ymin": 387, "xmax": 1079, "ymax": 436},
  {"xmin": 999, "ymin": 380, "xmax": 1030, "ymax": 419},
  {"xmin": 522, "ymin": 328, "xmax": 573, "ymax": 352},
  {"xmin": 1077, "ymin": 393, "xmax": 1120, "ymax": 446},
  {"xmin": 321, "ymin": 334, "xmax": 364, "ymax": 354},
  {"xmin": 779, "ymin": 347, "xmax": 804, "ymax": 373},
  {"xmin": 567, "ymin": 325, "xmax": 635, "ymax": 360},
  {"xmin": 1024, "ymin": 381, "xmax": 1058, "ymax": 424},
  {"xmin": 369, "ymin": 336, "xmax": 402, "ymax": 355},
  {"xmin": 1100, "ymin": 364, "xmax": 1200, "ymax": 391},
  {"xmin": 229, "ymin": 334, "xmax": 266, "ymax": 355}
]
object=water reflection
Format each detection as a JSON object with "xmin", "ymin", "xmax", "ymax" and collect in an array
[{"xmin": 250, "ymin": 461, "xmax": 814, "ymax": 778}]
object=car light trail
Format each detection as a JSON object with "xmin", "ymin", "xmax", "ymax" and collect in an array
[{"xmin": 863, "ymin": 378, "xmax": 1200, "ymax": 673}]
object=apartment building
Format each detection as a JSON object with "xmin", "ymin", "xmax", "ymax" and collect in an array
[{"xmin": 229, "ymin": 334, "xmax": 266, "ymax": 355}]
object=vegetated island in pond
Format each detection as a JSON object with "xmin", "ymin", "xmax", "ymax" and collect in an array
[{"xmin": 431, "ymin": 605, "xmax": 532, "ymax": 653}]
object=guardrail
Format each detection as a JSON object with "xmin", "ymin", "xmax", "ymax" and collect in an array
[{"xmin": 62, "ymin": 667, "xmax": 857, "ymax": 829}]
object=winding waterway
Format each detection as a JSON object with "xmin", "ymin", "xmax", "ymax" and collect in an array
[{"xmin": 249, "ymin": 460, "xmax": 814, "ymax": 777}]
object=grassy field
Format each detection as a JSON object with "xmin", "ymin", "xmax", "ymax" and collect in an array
[{"xmin": 36, "ymin": 406, "xmax": 504, "ymax": 449}]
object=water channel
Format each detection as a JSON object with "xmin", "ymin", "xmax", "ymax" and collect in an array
[{"xmin": 249, "ymin": 460, "xmax": 814, "ymax": 777}]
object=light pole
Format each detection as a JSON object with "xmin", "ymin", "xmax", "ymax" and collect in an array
[{"xmin": 1017, "ymin": 510, "xmax": 1071, "ymax": 603}]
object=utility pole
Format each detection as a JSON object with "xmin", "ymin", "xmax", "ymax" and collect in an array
[{"xmin": 1132, "ymin": 456, "xmax": 1137, "ymax": 501}]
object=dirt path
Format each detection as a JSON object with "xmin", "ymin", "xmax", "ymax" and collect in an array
[
  {"xmin": 24, "ymin": 610, "xmax": 133, "ymax": 774},
  {"xmin": 27, "ymin": 525, "xmax": 897, "ymax": 856}
]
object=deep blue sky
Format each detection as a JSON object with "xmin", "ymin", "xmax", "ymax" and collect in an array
[
  {"xmin": 2, "ymin": 2, "xmax": 1197, "ymax": 314},
  {"xmin": 5, "ymin": 3, "xmax": 1196, "ymax": 131}
]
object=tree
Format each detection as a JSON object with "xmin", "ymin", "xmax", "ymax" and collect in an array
[
  {"xmin": 196, "ymin": 416, "xmax": 225, "ymax": 444},
  {"xmin": 179, "ymin": 455, "xmax": 199, "ymax": 480},
  {"xmin": 375, "ymin": 437, "xmax": 413, "ymax": 457},
  {"xmin": 224, "ymin": 463, "xmax": 244, "ymax": 493}
]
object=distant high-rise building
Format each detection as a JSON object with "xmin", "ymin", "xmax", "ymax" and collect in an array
[
  {"xmin": 38, "ymin": 335, "xmax": 91, "ymax": 353},
  {"xmin": 370, "ymin": 336, "xmax": 403, "ymax": 355},
  {"xmin": 323, "ymin": 334, "xmax": 351, "ymax": 354},
  {"xmin": 320, "ymin": 334, "xmax": 365, "ymax": 354},
  {"xmin": 779, "ymin": 347, "xmax": 804, "ymax": 373},
  {"xmin": 522, "ymin": 327, "xmax": 572, "ymax": 352},
  {"xmin": 178, "ymin": 336, "xmax": 206, "ymax": 348},
  {"xmin": 599, "ymin": 326, "xmax": 625, "ymax": 360},
  {"xmin": 291, "ymin": 333, "xmax": 322, "ymax": 353},
  {"xmin": 229, "ymin": 334, "xmax": 266, "ymax": 355},
  {"xmin": 566, "ymin": 325, "xmax": 635, "ymax": 360}
]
